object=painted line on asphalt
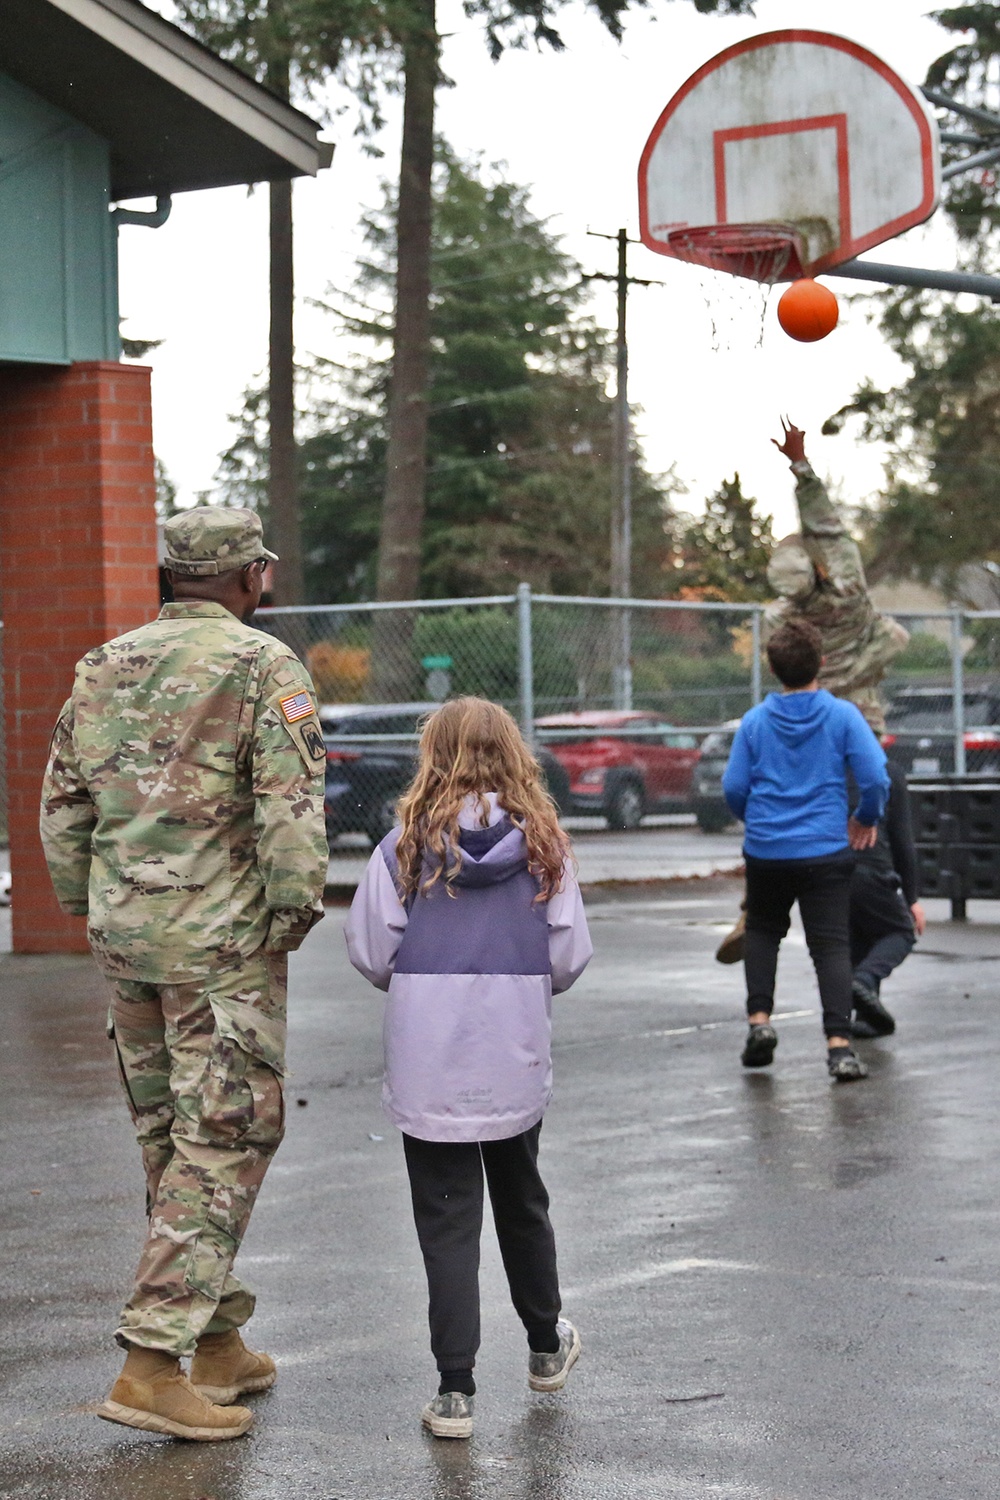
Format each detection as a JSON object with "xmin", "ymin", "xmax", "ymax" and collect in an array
[
  {"xmin": 556, "ymin": 1009, "xmax": 813, "ymax": 1051},
  {"xmin": 563, "ymin": 1256, "xmax": 760, "ymax": 1298},
  {"xmin": 565, "ymin": 1257, "xmax": 1000, "ymax": 1300}
]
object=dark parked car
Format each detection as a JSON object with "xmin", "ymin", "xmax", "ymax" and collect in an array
[
  {"xmin": 321, "ymin": 703, "xmax": 431, "ymax": 848},
  {"xmin": 884, "ymin": 687, "xmax": 1000, "ymax": 777},
  {"xmin": 690, "ymin": 721, "xmax": 740, "ymax": 832},
  {"xmin": 535, "ymin": 710, "xmax": 701, "ymax": 830},
  {"xmin": 321, "ymin": 703, "xmax": 571, "ymax": 848}
]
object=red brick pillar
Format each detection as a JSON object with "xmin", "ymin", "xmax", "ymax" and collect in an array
[{"xmin": 0, "ymin": 361, "xmax": 159, "ymax": 954}]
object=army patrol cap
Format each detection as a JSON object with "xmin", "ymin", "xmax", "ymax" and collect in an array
[
  {"xmin": 767, "ymin": 536, "xmax": 815, "ymax": 602},
  {"xmin": 164, "ymin": 507, "xmax": 278, "ymax": 577}
]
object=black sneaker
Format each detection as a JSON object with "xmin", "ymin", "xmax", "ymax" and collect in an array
[
  {"xmin": 827, "ymin": 1045, "xmax": 868, "ymax": 1082},
  {"xmin": 741, "ymin": 1022, "xmax": 777, "ymax": 1069},
  {"xmin": 852, "ymin": 978, "xmax": 895, "ymax": 1036},
  {"xmin": 849, "ymin": 1014, "xmax": 880, "ymax": 1040}
]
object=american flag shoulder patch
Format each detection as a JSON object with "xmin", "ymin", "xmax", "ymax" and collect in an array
[{"xmin": 279, "ymin": 690, "xmax": 315, "ymax": 723}]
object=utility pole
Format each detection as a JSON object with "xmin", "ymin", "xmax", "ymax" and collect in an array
[
  {"xmin": 268, "ymin": 175, "xmax": 305, "ymax": 605},
  {"xmin": 584, "ymin": 229, "xmax": 658, "ymax": 710},
  {"xmin": 265, "ymin": 34, "xmax": 305, "ymax": 606}
]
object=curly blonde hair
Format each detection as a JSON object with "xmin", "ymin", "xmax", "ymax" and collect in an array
[{"xmin": 395, "ymin": 697, "xmax": 570, "ymax": 901}]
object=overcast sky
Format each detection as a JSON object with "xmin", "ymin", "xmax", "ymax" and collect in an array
[{"xmin": 129, "ymin": 0, "xmax": 958, "ymax": 539}]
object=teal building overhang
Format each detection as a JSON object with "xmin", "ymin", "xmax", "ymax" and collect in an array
[
  {"xmin": 0, "ymin": 0, "xmax": 330, "ymax": 199},
  {"xmin": 0, "ymin": 0, "xmax": 330, "ymax": 367},
  {"xmin": 0, "ymin": 72, "xmax": 117, "ymax": 364}
]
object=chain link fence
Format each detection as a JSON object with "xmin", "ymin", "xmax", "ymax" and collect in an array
[
  {"xmin": 0, "ymin": 597, "xmax": 997, "ymax": 855},
  {"xmin": 257, "ymin": 588, "xmax": 762, "ymax": 731},
  {"xmin": 882, "ymin": 610, "xmax": 1000, "ymax": 777},
  {"xmin": 254, "ymin": 589, "xmax": 758, "ymax": 845},
  {"xmin": 252, "ymin": 592, "xmax": 1000, "ymax": 848}
]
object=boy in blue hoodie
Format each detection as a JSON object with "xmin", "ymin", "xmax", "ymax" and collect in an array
[{"xmin": 722, "ymin": 619, "xmax": 889, "ymax": 1081}]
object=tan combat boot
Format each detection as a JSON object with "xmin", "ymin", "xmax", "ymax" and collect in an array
[
  {"xmin": 97, "ymin": 1345, "xmax": 253, "ymax": 1440},
  {"xmin": 190, "ymin": 1328, "xmax": 277, "ymax": 1405},
  {"xmin": 715, "ymin": 903, "xmax": 746, "ymax": 965}
]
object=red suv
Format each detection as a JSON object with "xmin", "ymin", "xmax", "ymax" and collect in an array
[{"xmin": 536, "ymin": 711, "xmax": 701, "ymax": 829}]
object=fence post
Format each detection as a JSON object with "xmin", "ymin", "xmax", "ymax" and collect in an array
[
  {"xmin": 751, "ymin": 607, "xmax": 763, "ymax": 707},
  {"xmin": 951, "ymin": 609, "xmax": 967, "ymax": 776},
  {"xmin": 517, "ymin": 582, "xmax": 535, "ymax": 745}
]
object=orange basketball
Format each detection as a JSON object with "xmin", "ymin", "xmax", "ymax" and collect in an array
[{"xmin": 777, "ymin": 279, "xmax": 839, "ymax": 342}]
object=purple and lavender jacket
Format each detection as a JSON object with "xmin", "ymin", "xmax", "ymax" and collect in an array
[{"xmin": 345, "ymin": 794, "xmax": 593, "ymax": 1143}]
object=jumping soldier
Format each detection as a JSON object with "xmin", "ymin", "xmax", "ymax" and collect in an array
[
  {"xmin": 762, "ymin": 418, "xmax": 909, "ymax": 731},
  {"xmin": 40, "ymin": 507, "xmax": 329, "ymax": 1442}
]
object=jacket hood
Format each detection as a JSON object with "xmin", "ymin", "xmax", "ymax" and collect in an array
[
  {"xmin": 419, "ymin": 793, "xmax": 529, "ymax": 890},
  {"xmin": 454, "ymin": 794, "xmax": 527, "ymax": 887},
  {"xmin": 761, "ymin": 688, "xmax": 837, "ymax": 749},
  {"xmin": 452, "ymin": 818, "xmax": 529, "ymax": 888}
]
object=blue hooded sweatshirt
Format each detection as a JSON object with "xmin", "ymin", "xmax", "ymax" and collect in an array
[{"xmin": 722, "ymin": 689, "xmax": 889, "ymax": 861}]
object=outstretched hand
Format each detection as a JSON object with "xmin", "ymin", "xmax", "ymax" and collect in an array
[
  {"xmin": 847, "ymin": 816, "xmax": 878, "ymax": 851},
  {"xmin": 772, "ymin": 417, "xmax": 807, "ymax": 465}
]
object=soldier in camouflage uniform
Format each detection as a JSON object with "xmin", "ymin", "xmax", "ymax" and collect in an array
[
  {"xmin": 763, "ymin": 419, "xmax": 908, "ymax": 735},
  {"xmin": 717, "ymin": 422, "xmax": 908, "ymax": 965},
  {"xmin": 40, "ymin": 508, "xmax": 329, "ymax": 1442}
]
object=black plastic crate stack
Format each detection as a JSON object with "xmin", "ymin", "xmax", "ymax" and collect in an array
[{"xmin": 908, "ymin": 778, "xmax": 1000, "ymax": 918}]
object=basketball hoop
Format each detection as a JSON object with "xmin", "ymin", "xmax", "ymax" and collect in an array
[
  {"xmin": 665, "ymin": 224, "xmax": 804, "ymax": 285},
  {"xmin": 639, "ymin": 31, "xmax": 940, "ymax": 284}
]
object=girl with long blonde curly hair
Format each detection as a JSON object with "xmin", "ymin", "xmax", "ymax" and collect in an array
[
  {"xmin": 345, "ymin": 695, "xmax": 592, "ymax": 1440},
  {"xmin": 395, "ymin": 696, "xmax": 570, "ymax": 900}
]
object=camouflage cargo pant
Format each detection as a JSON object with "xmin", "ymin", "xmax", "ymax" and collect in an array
[{"xmin": 106, "ymin": 950, "xmax": 288, "ymax": 1356}]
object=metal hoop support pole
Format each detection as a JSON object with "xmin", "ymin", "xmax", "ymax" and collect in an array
[
  {"xmin": 517, "ymin": 581, "xmax": 535, "ymax": 747},
  {"xmin": 951, "ymin": 609, "xmax": 967, "ymax": 776},
  {"xmin": 751, "ymin": 608, "xmax": 763, "ymax": 706}
]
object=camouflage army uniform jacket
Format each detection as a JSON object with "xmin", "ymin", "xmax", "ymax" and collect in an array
[
  {"xmin": 39, "ymin": 601, "xmax": 329, "ymax": 984},
  {"xmin": 764, "ymin": 462, "xmax": 908, "ymax": 706}
]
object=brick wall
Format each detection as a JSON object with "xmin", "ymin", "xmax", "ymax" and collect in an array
[{"xmin": 0, "ymin": 361, "xmax": 158, "ymax": 953}]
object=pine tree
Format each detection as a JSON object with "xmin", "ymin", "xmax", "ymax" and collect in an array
[
  {"xmin": 372, "ymin": 0, "xmax": 755, "ymax": 604},
  {"xmin": 176, "ymin": 0, "xmax": 753, "ymax": 613},
  {"xmin": 668, "ymin": 474, "xmax": 774, "ymax": 602},
  {"xmin": 217, "ymin": 148, "xmax": 676, "ymax": 601},
  {"xmin": 825, "ymin": 3, "xmax": 1000, "ymax": 585}
]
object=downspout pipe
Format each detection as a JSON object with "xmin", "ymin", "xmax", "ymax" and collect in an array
[{"xmin": 112, "ymin": 196, "xmax": 173, "ymax": 229}]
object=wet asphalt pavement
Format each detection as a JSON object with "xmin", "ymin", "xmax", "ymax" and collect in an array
[{"xmin": 3, "ymin": 877, "xmax": 1000, "ymax": 1500}]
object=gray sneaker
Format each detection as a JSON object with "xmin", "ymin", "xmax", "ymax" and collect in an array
[
  {"xmin": 528, "ymin": 1319, "xmax": 582, "ymax": 1392},
  {"xmin": 421, "ymin": 1391, "xmax": 474, "ymax": 1439}
]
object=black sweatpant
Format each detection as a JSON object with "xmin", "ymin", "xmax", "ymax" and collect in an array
[
  {"xmin": 402, "ymin": 1123, "xmax": 561, "ymax": 1373},
  {"xmin": 850, "ymin": 865, "xmax": 916, "ymax": 990},
  {"xmin": 744, "ymin": 852, "xmax": 855, "ymax": 1039}
]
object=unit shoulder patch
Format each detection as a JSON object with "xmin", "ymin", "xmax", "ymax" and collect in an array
[{"xmin": 298, "ymin": 718, "xmax": 328, "ymax": 765}]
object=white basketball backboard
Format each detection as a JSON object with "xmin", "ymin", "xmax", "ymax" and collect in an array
[{"xmin": 638, "ymin": 30, "xmax": 940, "ymax": 282}]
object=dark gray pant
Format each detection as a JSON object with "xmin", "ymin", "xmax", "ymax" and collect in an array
[
  {"xmin": 402, "ymin": 1123, "xmax": 561, "ymax": 1372},
  {"xmin": 851, "ymin": 865, "xmax": 916, "ymax": 990}
]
